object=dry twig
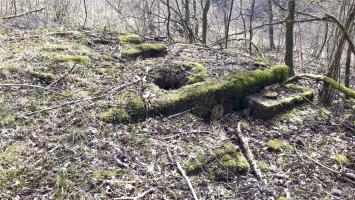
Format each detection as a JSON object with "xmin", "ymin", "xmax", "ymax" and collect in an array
[
  {"xmin": 226, "ymin": 123, "xmax": 266, "ymax": 184},
  {"xmin": 25, "ymin": 78, "xmax": 142, "ymax": 116},
  {"xmin": 295, "ymin": 148, "xmax": 355, "ymax": 184},
  {"xmin": 47, "ymin": 64, "xmax": 77, "ymax": 88},
  {"xmin": 167, "ymin": 147, "xmax": 199, "ymax": 200},
  {"xmin": 114, "ymin": 188, "xmax": 155, "ymax": 200},
  {"xmin": 0, "ymin": 7, "xmax": 45, "ymax": 20},
  {"xmin": 0, "ymin": 83, "xmax": 64, "ymax": 96}
]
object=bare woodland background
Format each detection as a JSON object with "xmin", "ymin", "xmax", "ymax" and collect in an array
[{"xmin": 0, "ymin": 0, "xmax": 354, "ymax": 103}]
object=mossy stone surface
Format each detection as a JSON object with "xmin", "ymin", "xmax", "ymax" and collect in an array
[
  {"xmin": 103, "ymin": 65, "xmax": 289, "ymax": 123},
  {"xmin": 248, "ymin": 84, "xmax": 314, "ymax": 120},
  {"xmin": 118, "ymin": 34, "xmax": 142, "ymax": 44},
  {"xmin": 184, "ymin": 143, "xmax": 250, "ymax": 181}
]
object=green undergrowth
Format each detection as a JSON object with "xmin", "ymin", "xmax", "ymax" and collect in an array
[
  {"xmin": 184, "ymin": 143, "xmax": 250, "ymax": 181},
  {"xmin": 266, "ymin": 139, "xmax": 294, "ymax": 153},
  {"xmin": 118, "ymin": 34, "xmax": 142, "ymax": 44},
  {"xmin": 333, "ymin": 155, "xmax": 351, "ymax": 166},
  {"xmin": 52, "ymin": 54, "xmax": 90, "ymax": 64},
  {"xmin": 122, "ymin": 43, "xmax": 167, "ymax": 59},
  {"xmin": 30, "ymin": 70, "xmax": 55, "ymax": 84},
  {"xmin": 99, "ymin": 65, "xmax": 289, "ymax": 123}
]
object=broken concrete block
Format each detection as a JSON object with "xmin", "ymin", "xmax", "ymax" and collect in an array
[{"xmin": 248, "ymin": 84, "xmax": 314, "ymax": 120}]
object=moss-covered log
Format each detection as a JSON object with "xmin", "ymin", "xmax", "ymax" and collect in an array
[
  {"xmin": 287, "ymin": 73, "xmax": 355, "ymax": 99},
  {"xmin": 101, "ymin": 65, "xmax": 289, "ymax": 123}
]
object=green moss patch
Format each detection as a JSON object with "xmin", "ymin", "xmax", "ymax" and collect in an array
[
  {"xmin": 30, "ymin": 70, "xmax": 55, "ymax": 84},
  {"xmin": 266, "ymin": 139, "xmax": 294, "ymax": 153},
  {"xmin": 122, "ymin": 43, "xmax": 167, "ymax": 59},
  {"xmin": 52, "ymin": 55, "xmax": 90, "ymax": 64},
  {"xmin": 99, "ymin": 108, "xmax": 130, "ymax": 123},
  {"xmin": 333, "ymin": 155, "xmax": 351, "ymax": 166},
  {"xmin": 0, "ymin": 142, "xmax": 26, "ymax": 165},
  {"xmin": 257, "ymin": 161, "xmax": 269, "ymax": 171},
  {"xmin": 118, "ymin": 34, "xmax": 142, "ymax": 44},
  {"xmin": 152, "ymin": 62, "xmax": 208, "ymax": 90},
  {"xmin": 185, "ymin": 143, "xmax": 250, "ymax": 181},
  {"xmin": 122, "ymin": 48, "xmax": 142, "ymax": 59}
]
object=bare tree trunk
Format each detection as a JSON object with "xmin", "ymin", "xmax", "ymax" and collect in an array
[
  {"xmin": 12, "ymin": 0, "xmax": 17, "ymax": 15},
  {"xmin": 240, "ymin": 0, "xmax": 247, "ymax": 47},
  {"xmin": 321, "ymin": 3, "xmax": 355, "ymax": 104},
  {"xmin": 344, "ymin": 44, "xmax": 352, "ymax": 99},
  {"xmin": 193, "ymin": 0, "xmax": 198, "ymax": 36},
  {"xmin": 285, "ymin": 0, "xmax": 296, "ymax": 76},
  {"xmin": 201, "ymin": 0, "xmax": 210, "ymax": 45},
  {"xmin": 249, "ymin": 0, "xmax": 255, "ymax": 52},
  {"xmin": 267, "ymin": 0, "xmax": 275, "ymax": 49},
  {"xmin": 224, "ymin": 0, "xmax": 234, "ymax": 49},
  {"xmin": 167, "ymin": 0, "xmax": 171, "ymax": 40},
  {"xmin": 83, "ymin": 0, "xmax": 88, "ymax": 28},
  {"xmin": 184, "ymin": 0, "xmax": 194, "ymax": 43}
]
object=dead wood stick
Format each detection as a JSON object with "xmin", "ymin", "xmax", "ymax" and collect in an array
[
  {"xmin": 25, "ymin": 79, "xmax": 141, "ymax": 116},
  {"xmin": 167, "ymin": 148, "xmax": 199, "ymax": 200},
  {"xmin": 286, "ymin": 73, "xmax": 355, "ymax": 98},
  {"xmin": 47, "ymin": 64, "xmax": 77, "ymax": 88},
  {"xmin": 114, "ymin": 188, "xmax": 155, "ymax": 200},
  {"xmin": 0, "ymin": 83, "xmax": 64, "ymax": 96},
  {"xmin": 0, "ymin": 7, "xmax": 45, "ymax": 20},
  {"xmin": 227, "ymin": 123, "xmax": 266, "ymax": 184},
  {"xmin": 296, "ymin": 149, "xmax": 355, "ymax": 184}
]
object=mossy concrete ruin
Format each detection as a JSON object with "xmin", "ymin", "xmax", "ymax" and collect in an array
[
  {"xmin": 122, "ymin": 43, "xmax": 167, "ymax": 59},
  {"xmin": 248, "ymin": 84, "xmax": 314, "ymax": 120},
  {"xmin": 100, "ymin": 65, "xmax": 289, "ymax": 123},
  {"xmin": 152, "ymin": 62, "xmax": 208, "ymax": 90},
  {"xmin": 184, "ymin": 143, "xmax": 250, "ymax": 181}
]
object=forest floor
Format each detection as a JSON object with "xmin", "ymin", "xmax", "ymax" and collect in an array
[{"xmin": 0, "ymin": 28, "xmax": 354, "ymax": 199}]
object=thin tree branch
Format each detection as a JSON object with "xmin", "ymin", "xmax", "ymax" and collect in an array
[{"xmin": 0, "ymin": 7, "xmax": 45, "ymax": 20}]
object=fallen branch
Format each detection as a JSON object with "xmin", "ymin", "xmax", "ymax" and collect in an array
[
  {"xmin": 47, "ymin": 64, "xmax": 77, "ymax": 88},
  {"xmin": 226, "ymin": 123, "xmax": 266, "ymax": 184},
  {"xmin": 0, "ymin": 7, "xmax": 45, "ymax": 20},
  {"xmin": 167, "ymin": 148, "xmax": 199, "ymax": 200},
  {"xmin": 25, "ymin": 79, "xmax": 141, "ymax": 116},
  {"xmin": 114, "ymin": 188, "xmax": 154, "ymax": 200},
  {"xmin": 287, "ymin": 74, "xmax": 355, "ymax": 99},
  {"xmin": 296, "ymin": 148, "xmax": 355, "ymax": 184},
  {"xmin": 0, "ymin": 83, "xmax": 64, "ymax": 96}
]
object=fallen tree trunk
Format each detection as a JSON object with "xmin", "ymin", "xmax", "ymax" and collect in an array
[
  {"xmin": 287, "ymin": 74, "xmax": 355, "ymax": 99},
  {"xmin": 100, "ymin": 65, "xmax": 289, "ymax": 123}
]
